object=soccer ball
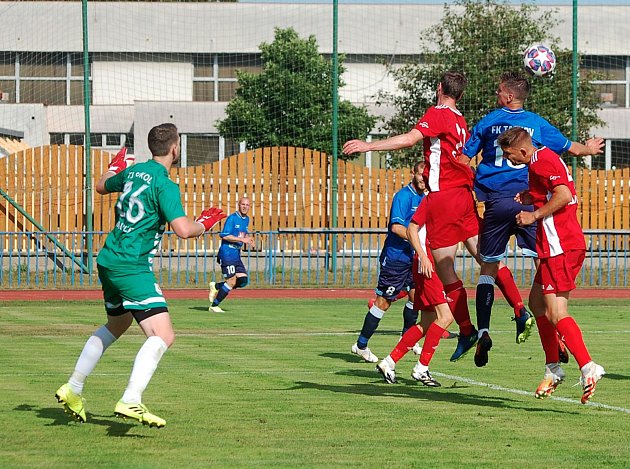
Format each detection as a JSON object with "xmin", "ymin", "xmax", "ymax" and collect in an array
[{"xmin": 523, "ymin": 44, "xmax": 556, "ymax": 78}]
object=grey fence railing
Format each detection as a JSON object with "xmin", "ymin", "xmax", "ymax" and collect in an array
[{"xmin": 0, "ymin": 229, "xmax": 628, "ymax": 289}]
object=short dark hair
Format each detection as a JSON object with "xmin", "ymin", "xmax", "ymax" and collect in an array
[
  {"xmin": 148, "ymin": 123, "xmax": 179, "ymax": 157},
  {"xmin": 440, "ymin": 71, "xmax": 467, "ymax": 101},
  {"xmin": 500, "ymin": 71, "xmax": 530, "ymax": 101},
  {"xmin": 412, "ymin": 160, "xmax": 425, "ymax": 173},
  {"xmin": 497, "ymin": 126, "xmax": 530, "ymax": 148}
]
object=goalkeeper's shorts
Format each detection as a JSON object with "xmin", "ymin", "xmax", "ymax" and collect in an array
[{"xmin": 97, "ymin": 265, "xmax": 168, "ymax": 317}]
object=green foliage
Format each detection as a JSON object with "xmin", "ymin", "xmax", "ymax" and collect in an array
[
  {"xmin": 379, "ymin": 0, "xmax": 603, "ymax": 168},
  {"xmin": 217, "ymin": 27, "xmax": 376, "ymax": 160}
]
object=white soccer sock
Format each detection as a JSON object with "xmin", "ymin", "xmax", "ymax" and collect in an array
[
  {"xmin": 121, "ymin": 336, "xmax": 168, "ymax": 404},
  {"xmin": 68, "ymin": 325, "xmax": 117, "ymax": 395}
]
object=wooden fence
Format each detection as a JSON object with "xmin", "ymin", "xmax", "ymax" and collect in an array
[{"xmin": 1, "ymin": 145, "xmax": 629, "ymax": 236}]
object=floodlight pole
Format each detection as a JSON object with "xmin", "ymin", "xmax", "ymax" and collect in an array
[
  {"xmin": 82, "ymin": 0, "xmax": 93, "ymax": 275},
  {"xmin": 330, "ymin": 0, "xmax": 339, "ymax": 273}
]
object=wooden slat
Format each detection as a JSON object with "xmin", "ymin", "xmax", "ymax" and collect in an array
[
  {"xmin": 270, "ymin": 147, "xmax": 279, "ymax": 231},
  {"xmin": 595, "ymin": 171, "xmax": 606, "ymax": 230},
  {"xmin": 579, "ymin": 168, "xmax": 591, "ymax": 229},
  {"xmin": 337, "ymin": 159, "xmax": 346, "ymax": 228},
  {"xmin": 287, "ymin": 147, "xmax": 296, "ymax": 229},
  {"xmin": 294, "ymin": 147, "xmax": 304, "ymax": 229},
  {"xmin": 253, "ymin": 149, "xmax": 263, "ymax": 231},
  {"xmin": 623, "ymin": 168, "xmax": 630, "ymax": 230},
  {"xmin": 279, "ymin": 147, "xmax": 287, "ymax": 229},
  {"xmin": 261, "ymin": 148, "xmax": 272, "ymax": 232}
]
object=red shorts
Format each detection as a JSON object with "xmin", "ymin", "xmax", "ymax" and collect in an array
[
  {"xmin": 534, "ymin": 250, "xmax": 585, "ymax": 294},
  {"xmin": 412, "ymin": 256, "xmax": 447, "ymax": 311},
  {"xmin": 425, "ymin": 187, "xmax": 480, "ymax": 249}
]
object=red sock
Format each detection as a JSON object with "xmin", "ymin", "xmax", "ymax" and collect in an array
[
  {"xmin": 390, "ymin": 325, "xmax": 424, "ymax": 363},
  {"xmin": 444, "ymin": 280, "xmax": 473, "ymax": 336},
  {"xmin": 420, "ymin": 323, "xmax": 446, "ymax": 366},
  {"xmin": 495, "ymin": 266, "xmax": 523, "ymax": 310},
  {"xmin": 556, "ymin": 317, "xmax": 592, "ymax": 369},
  {"xmin": 535, "ymin": 315, "xmax": 559, "ymax": 364}
]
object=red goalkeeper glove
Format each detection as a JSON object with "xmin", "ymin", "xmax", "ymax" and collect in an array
[
  {"xmin": 195, "ymin": 207, "xmax": 226, "ymax": 232},
  {"xmin": 107, "ymin": 147, "xmax": 135, "ymax": 174}
]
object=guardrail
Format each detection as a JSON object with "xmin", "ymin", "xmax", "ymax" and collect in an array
[{"xmin": 0, "ymin": 229, "xmax": 627, "ymax": 289}]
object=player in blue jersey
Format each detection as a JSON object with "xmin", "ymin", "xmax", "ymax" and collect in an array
[
  {"xmin": 463, "ymin": 71, "xmax": 604, "ymax": 367},
  {"xmin": 208, "ymin": 197, "xmax": 255, "ymax": 312},
  {"xmin": 350, "ymin": 161, "xmax": 425, "ymax": 363}
]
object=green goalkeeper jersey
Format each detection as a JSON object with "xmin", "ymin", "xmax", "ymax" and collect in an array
[{"xmin": 97, "ymin": 159, "xmax": 186, "ymax": 272}]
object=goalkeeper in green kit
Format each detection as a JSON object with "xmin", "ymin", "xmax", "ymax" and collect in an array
[{"xmin": 55, "ymin": 123, "xmax": 225, "ymax": 428}]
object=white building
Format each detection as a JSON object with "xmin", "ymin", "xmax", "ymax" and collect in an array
[{"xmin": 0, "ymin": 1, "xmax": 628, "ymax": 168}]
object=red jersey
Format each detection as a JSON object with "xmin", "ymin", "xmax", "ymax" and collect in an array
[
  {"xmin": 415, "ymin": 105, "xmax": 473, "ymax": 192},
  {"xmin": 528, "ymin": 147, "xmax": 586, "ymax": 258}
]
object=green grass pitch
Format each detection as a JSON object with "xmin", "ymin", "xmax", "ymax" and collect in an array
[{"xmin": 1, "ymin": 297, "xmax": 629, "ymax": 467}]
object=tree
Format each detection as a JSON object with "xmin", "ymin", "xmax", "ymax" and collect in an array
[
  {"xmin": 377, "ymin": 0, "xmax": 603, "ymax": 168},
  {"xmin": 217, "ymin": 27, "xmax": 376, "ymax": 159}
]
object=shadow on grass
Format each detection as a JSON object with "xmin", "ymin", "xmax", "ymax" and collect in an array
[
  {"xmin": 14, "ymin": 404, "xmax": 152, "ymax": 437},
  {"xmin": 189, "ymin": 306, "xmax": 231, "ymax": 313},
  {"xmin": 287, "ymin": 381, "xmax": 578, "ymax": 414},
  {"xmin": 320, "ymin": 352, "xmax": 364, "ymax": 364},
  {"xmin": 602, "ymin": 373, "xmax": 629, "ymax": 381}
]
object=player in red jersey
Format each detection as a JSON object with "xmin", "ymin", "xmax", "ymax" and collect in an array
[
  {"xmin": 497, "ymin": 127, "xmax": 605, "ymax": 404},
  {"xmin": 375, "ymin": 198, "xmax": 456, "ymax": 387},
  {"xmin": 344, "ymin": 71, "xmax": 480, "ymax": 362}
]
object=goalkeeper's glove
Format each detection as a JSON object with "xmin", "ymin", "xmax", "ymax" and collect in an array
[
  {"xmin": 195, "ymin": 207, "xmax": 226, "ymax": 232},
  {"xmin": 107, "ymin": 147, "xmax": 135, "ymax": 174}
]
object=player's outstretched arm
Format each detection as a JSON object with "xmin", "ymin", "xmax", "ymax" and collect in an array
[
  {"xmin": 568, "ymin": 137, "xmax": 604, "ymax": 157},
  {"xmin": 342, "ymin": 129, "xmax": 423, "ymax": 155},
  {"xmin": 96, "ymin": 147, "xmax": 135, "ymax": 195},
  {"xmin": 170, "ymin": 207, "xmax": 226, "ymax": 239}
]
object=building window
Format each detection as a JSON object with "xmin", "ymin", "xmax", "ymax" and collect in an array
[
  {"xmin": 0, "ymin": 53, "xmax": 90, "ymax": 105},
  {"xmin": 193, "ymin": 54, "xmax": 260, "ymax": 102},
  {"xmin": 585, "ymin": 56, "xmax": 628, "ymax": 108}
]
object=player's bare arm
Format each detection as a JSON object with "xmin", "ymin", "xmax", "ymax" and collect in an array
[
  {"xmin": 406, "ymin": 220, "xmax": 433, "ymax": 278},
  {"xmin": 342, "ymin": 129, "xmax": 424, "ymax": 155},
  {"xmin": 390, "ymin": 223, "xmax": 408, "ymax": 241},
  {"xmin": 516, "ymin": 184, "xmax": 573, "ymax": 226},
  {"xmin": 221, "ymin": 234, "xmax": 255, "ymax": 246},
  {"xmin": 567, "ymin": 137, "xmax": 604, "ymax": 157},
  {"xmin": 170, "ymin": 216, "xmax": 205, "ymax": 239}
]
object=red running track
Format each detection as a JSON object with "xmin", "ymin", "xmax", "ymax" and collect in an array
[{"xmin": 1, "ymin": 288, "xmax": 628, "ymax": 301}]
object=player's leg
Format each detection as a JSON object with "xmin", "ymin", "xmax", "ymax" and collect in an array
[
  {"xmin": 528, "ymin": 282, "xmax": 565, "ymax": 399},
  {"xmin": 55, "ymin": 266, "xmax": 131, "ymax": 423},
  {"xmin": 210, "ymin": 257, "xmax": 246, "ymax": 312},
  {"xmin": 352, "ymin": 294, "xmax": 391, "ymax": 363},
  {"xmin": 434, "ymin": 241, "xmax": 478, "ymax": 361},
  {"xmin": 411, "ymin": 302, "xmax": 453, "ymax": 387},
  {"xmin": 540, "ymin": 251, "xmax": 605, "ymax": 403},
  {"xmin": 351, "ymin": 258, "xmax": 406, "ymax": 363},
  {"xmin": 113, "ymin": 272, "xmax": 172, "ymax": 427},
  {"xmin": 377, "ymin": 307, "xmax": 436, "ymax": 384}
]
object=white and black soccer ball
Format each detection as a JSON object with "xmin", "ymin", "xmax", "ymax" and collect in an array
[{"xmin": 523, "ymin": 44, "xmax": 557, "ymax": 78}]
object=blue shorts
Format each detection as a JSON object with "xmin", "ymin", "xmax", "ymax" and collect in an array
[
  {"xmin": 375, "ymin": 257, "xmax": 414, "ymax": 300},
  {"xmin": 218, "ymin": 253, "xmax": 247, "ymax": 279},
  {"xmin": 479, "ymin": 197, "xmax": 538, "ymax": 263}
]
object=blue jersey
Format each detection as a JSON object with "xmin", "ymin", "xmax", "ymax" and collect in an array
[
  {"xmin": 218, "ymin": 211, "xmax": 250, "ymax": 262},
  {"xmin": 380, "ymin": 184, "xmax": 424, "ymax": 264},
  {"xmin": 463, "ymin": 107, "xmax": 571, "ymax": 201}
]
